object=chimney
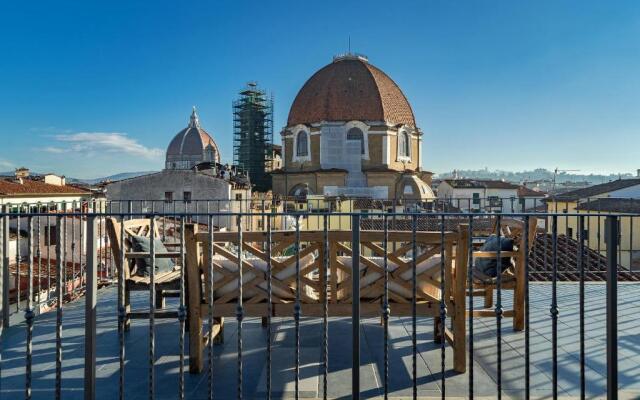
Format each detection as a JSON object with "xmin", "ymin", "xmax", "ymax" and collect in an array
[
  {"xmin": 15, "ymin": 167, "xmax": 29, "ymax": 179},
  {"xmin": 14, "ymin": 167, "xmax": 29, "ymax": 184},
  {"xmin": 637, "ymin": 169, "xmax": 640, "ymax": 178}
]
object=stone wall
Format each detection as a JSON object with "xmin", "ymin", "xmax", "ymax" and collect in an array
[
  {"xmin": 105, "ymin": 170, "xmax": 248, "ymax": 230},
  {"xmin": 283, "ymin": 121, "xmax": 422, "ymax": 173}
]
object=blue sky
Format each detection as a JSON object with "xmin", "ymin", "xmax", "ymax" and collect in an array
[{"xmin": 1, "ymin": 1, "xmax": 639, "ymax": 178}]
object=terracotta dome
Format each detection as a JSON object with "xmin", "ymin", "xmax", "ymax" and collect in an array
[
  {"xmin": 287, "ymin": 55, "xmax": 416, "ymax": 128},
  {"xmin": 165, "ymin": 108, "xmax": 220, "ymax": 170}
]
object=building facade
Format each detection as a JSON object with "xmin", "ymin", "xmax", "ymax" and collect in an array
[
  {"xmin": 437, "ymin": 179, "xmax": 520, "ymax": 213},
  {"xmin": 271, "ymin": 54, "xmax": 434, "ymax": 201},
  {"xmin": 545, "ymin": 178, "xmax": 640, "ymax": 214},
  {"xmin": 0, "ymin": 169, "xmax": 91, "ymax": 212},
  {"xmin": 559, "ymin": 198, "xmax": 640, "ymax": 270},
  {"xmin": 542, "ymin": 178, "xmax": 640, "ymax": 270}
]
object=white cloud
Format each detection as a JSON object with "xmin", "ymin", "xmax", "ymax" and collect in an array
[
  {"xmin": 45, "ymin": 132, "xmax": 164, "ymax": 159},
  {"xmin": 0, "ymin": 159, "xmax": 13, "ymax": 168},
  {"xmin": 42, "ymin": 146, "xmax": 68, "ymax": 154}
]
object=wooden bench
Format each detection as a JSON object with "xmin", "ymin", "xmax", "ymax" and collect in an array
[
  {"xmin": 106, "ymin": 217, "xmax": 183, "ymax": 330},
  {"xmin": 185, "ymin": 224, "xmax": 469, "ymax": 374}
]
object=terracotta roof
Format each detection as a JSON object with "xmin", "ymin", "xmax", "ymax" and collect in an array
[
  {"xmin": 364, "ymin": 166, "xmax": 407, "ymax": 173},
  {"xmin": 359, "ymin": 215, "xmax": 494, "ymax": 232},
  {"xmin": 352, "ymin": 199, "xmax": 394, "ymax": 209},
  {"xmin": 166, "ymin": 126, "xmax": 219, "ymax": 158},
  {"xmin": 575, "ymin": 198, "xmax": 640, "ymax": 213},
  {"xmin": 529, "ymin": 233, "xmax": 640, "ymax": 281},
  {"xmin": 443, "ymin": 179, "xmax": 519, "ymax": 190},
  {"xmin": 0, "ymin": 178, "xmax": 89, "ymax": 196},
  {"xmin": 287, "ymin": 56, "xmax": 416, "ymax": 128},
  {"xmin": 517, "ymin": 186, "xmax": 546, "ymax": 197},
  {"xmin": 551, "ymin": 178, "xmax": 640, "ymax": 201}
]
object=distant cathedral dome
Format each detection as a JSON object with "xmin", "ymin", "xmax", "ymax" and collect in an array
[{"xmin": 166, "ymin": 107, "xmax": 220, "ymax": 170}]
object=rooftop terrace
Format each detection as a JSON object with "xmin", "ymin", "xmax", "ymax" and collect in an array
[
  {"xmin": 2, "ymin": 283, "xmax": 639, "ymax": 399},
  {"xmin": 1, "ymin": 208, "xmax": 639, "ymax": 399}
]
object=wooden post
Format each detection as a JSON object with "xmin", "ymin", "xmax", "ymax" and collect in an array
[
  {"xmin": 513, "ymin": 217, "xmax": 537, "ymax": 331},
  {"xmin": 453, "ymin": 226, "xmax": 468, "ymax": 373},
  {"xmin": 483, "ymin": 288, "xmax": 493, "ymax": 308},
  {"xmin": 185, "ymin": 223, "xmax": 203, "ymax": 373}
]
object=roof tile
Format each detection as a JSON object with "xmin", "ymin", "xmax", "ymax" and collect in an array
[
  {"xmin": 553, "ymin": 178, "xmax": 640, "ymax": 201},
  {"xmin": 287, "ymin": 57, "xmax": 416, "ymax": 128},
  {"xmin": 443, "ymin": 179, "xmax": 519, "ymax": 190},
  {"xmin": 0, "ymin": 178, "xmax": 89, "ymax": 196}
]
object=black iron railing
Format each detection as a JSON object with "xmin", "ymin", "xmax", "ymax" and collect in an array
[{"xmin": 0, "ymin": 209, "xmax": 638, "ymax": 399}]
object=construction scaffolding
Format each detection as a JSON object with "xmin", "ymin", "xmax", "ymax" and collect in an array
[{"xmin": 233, "ymin": 82, "xmax": 274, "ymax": 192}]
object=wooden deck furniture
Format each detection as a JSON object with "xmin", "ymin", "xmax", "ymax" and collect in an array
[
  {"xmin": 106, "ymin": 217, "xmax": 182, "ymax": 330},
  {"xmin": 184, "ymin": 225, "xmax": 469, "ymax": 374},
  {"xmin": 468, "ymin": 217, "xmax": 538, "ymax": 331}
]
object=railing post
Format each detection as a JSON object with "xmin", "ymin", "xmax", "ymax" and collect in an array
[
  {"xmin": 605, "ymin": 216, "xmax": 618, "ymax": 400},
  {"xmin": 1, "ymin": 205, "xmax": 9, "ymax": 330},
  {"xmin": 351, "ymin": 214, "xmax": 360, "ymax": 400},
  {"xmin": 84, "ymin": 215, "xmax": 98, "ymax": 400}
]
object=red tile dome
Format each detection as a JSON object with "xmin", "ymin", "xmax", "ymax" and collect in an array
[{"xmin": 287, "ymin": 55, "xmax": 416, "ymax": 128}]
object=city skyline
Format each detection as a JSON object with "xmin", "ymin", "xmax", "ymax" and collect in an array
[{"xmin": 1, "ymin": 1, "xmax": 639, "ymax": 178}]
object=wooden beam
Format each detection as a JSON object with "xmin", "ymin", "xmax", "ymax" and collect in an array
[{"xmin": 199, "ymin": 230, "xmax": 456, "ymax": 244}]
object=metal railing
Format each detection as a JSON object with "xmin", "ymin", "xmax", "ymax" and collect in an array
[
  {"xmin": 5, "ymin": 195, "xmax": 640, "ymax": 217},
  {"xmin": 0, "ymin": 209, "xmax": 639, "ymax": 399}
]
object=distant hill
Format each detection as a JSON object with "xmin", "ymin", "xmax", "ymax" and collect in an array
[
  {"xmin": 0, "ymin": 170, "xmax": 156, "ymax": 185},
  {"xmin": 436, "ymin": 168, "xmax": 634, "ymax": 185}
]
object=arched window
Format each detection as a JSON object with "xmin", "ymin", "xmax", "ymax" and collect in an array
[
  {"xmin": 399, "ymin": 131, "xmax": 410, "ymax": 158},
  {"xmin": 289, "ymin": 183, "xmax": 313, "ymax": 197},
  {"xmin": 346, "ymin": 127, "xmax": 365, "ymax": 154},
  {"xmin": 296, "ymin": 131, "xmax": 308, "ymax": 157},
  {"xmin": 403, "ymin": 184, "xmax": 414, "ymax": 195}
]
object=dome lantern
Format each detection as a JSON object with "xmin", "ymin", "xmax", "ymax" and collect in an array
[{"xmin": 188, "ymin": 106, "xmax": 200, "ymax": 128}]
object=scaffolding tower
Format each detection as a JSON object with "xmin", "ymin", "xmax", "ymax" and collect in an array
[{"xmin": 233, "ymin": 82, "xmax": 274, "ymax": 192}]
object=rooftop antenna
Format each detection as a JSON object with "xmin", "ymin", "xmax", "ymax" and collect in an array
[{"xmin": 348, "ymin": 35, "xmax": 351, "ymax": 54}]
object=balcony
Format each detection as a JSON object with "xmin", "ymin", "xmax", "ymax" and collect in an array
[{"xmin": 0, "ymin": 204, "xmax": 639, "ymax": 399}]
